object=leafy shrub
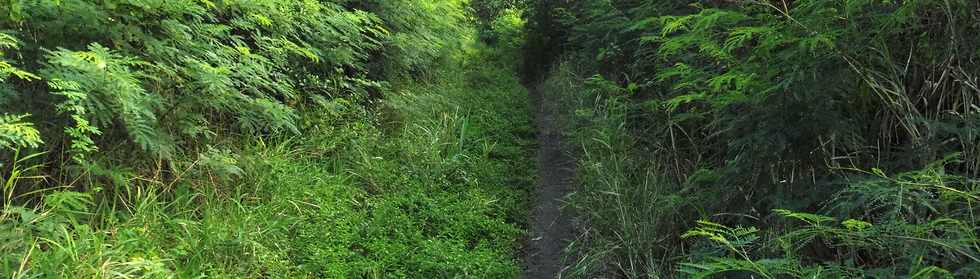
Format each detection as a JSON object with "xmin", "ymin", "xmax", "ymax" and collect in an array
[
  {"xmin": 526, "ymin": 0, "xmax": 980, "ymax": 277},
  {"xmin": 0, "ymin": 114, "xmax": 41, "ymax": 150},
  {"xmin": 1, "ymin": 0, "xmax": 531, "ymax": 277},
  {"xmin": 683, "ymin": 161, "xmax": 980, "ymax": 277},
  {"xmin": 0, "ymin": 33, "xmax": 41, "ymax": 151},
  {"xmin": 360, "ymin": 0, "xmax": 471, "ymax": 79},
  {"xmin": 0, "ymin": 0, "xmax": 432, "ymax": 169}
]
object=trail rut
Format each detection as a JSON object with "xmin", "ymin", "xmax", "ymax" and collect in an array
[{"xmin": 523, "ymin": 86, "xmax": 575, "ymax": 279}]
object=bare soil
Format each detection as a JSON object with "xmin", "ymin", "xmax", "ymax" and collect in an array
[{"xmin": 522, "ymin": 86, "xmax": 575, "ymax": 279}]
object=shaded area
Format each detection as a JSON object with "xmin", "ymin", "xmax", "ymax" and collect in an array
[{"xmin": 523, "ymin": 85, "xmax": 576, "ymax": 278}]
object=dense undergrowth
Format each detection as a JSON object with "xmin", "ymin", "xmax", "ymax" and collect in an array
[
  {"xmin": 525, "ymin": 0, "xmax": 980, "ymax": 278},
  {"xmin": 7, "ymin": 0, "xmax": 978, "ymax": 277},
  {"xmin": 1, "ymin": 0, "xmax": 534, "ymax": 277}
]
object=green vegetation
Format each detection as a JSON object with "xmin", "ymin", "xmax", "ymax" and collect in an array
[
  {"xmin": 4, "ymin": 0, "xmax": 979, "ymax": 277},
  {"xmin": 1, "ymin": 0, "xmax": 532, "ymax": 277},
  {"xmin": 525, "ymin": 0, "xmax": 980, "ymax": 278}
]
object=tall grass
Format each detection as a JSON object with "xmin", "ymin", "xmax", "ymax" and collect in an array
[
  {"xmin": 526, "ymin": 0, "xmax": 980, "ymax": 275},
  {"xmin": 0, "ymin": 35, "xmax": 534, "ymax": 278},
  {"xmin": 551, "ymin": 56, "xmax": 980, "ymax": 277},
  {"xmin": 544, "ymin": 62, "xmax": 690, "ymax": 278}
]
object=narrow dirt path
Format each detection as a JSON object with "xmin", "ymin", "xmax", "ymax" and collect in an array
[{"xmin": 523, "ymin": 86, "xmax": 575, "ymax": 278}]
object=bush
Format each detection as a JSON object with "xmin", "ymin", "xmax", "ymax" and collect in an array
[
  {"xmin": 0, "ymin": 1, "xmax": 532, "ymax": 277},
  {"xmin": 525, "ymin": 0, "xmax": 980, "ymax": 277}
]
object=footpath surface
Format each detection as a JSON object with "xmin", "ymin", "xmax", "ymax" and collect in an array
[{"xmin": 523, "ymin": 86, "xmax": 575, "ymax": 278}]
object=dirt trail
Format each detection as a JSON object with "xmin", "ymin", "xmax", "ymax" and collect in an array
[{"xmin": 523, "ymin": 86, "xmax": 575, "ymax": 278}]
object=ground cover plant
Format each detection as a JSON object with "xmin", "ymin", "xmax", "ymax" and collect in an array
[{"xmin": 0, "ymin": 0, "xmax": 534, "ymax": 277}]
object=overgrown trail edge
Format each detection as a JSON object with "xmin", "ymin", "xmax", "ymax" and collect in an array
[{"xmin": 523, "ymin": 85, "xmax": 575, "ymax": 278}]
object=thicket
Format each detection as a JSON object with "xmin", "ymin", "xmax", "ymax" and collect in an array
[
  {"xmin": 0, "ymin": 0, "xmax": 474, "ymax": 166},
  {"xmin": 1, "ymin": 0, "xmax": 534, "ymax": 277},
  {"xmin": 526, "ymin": 0, "xmax": 980, "ymax": 277}
]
